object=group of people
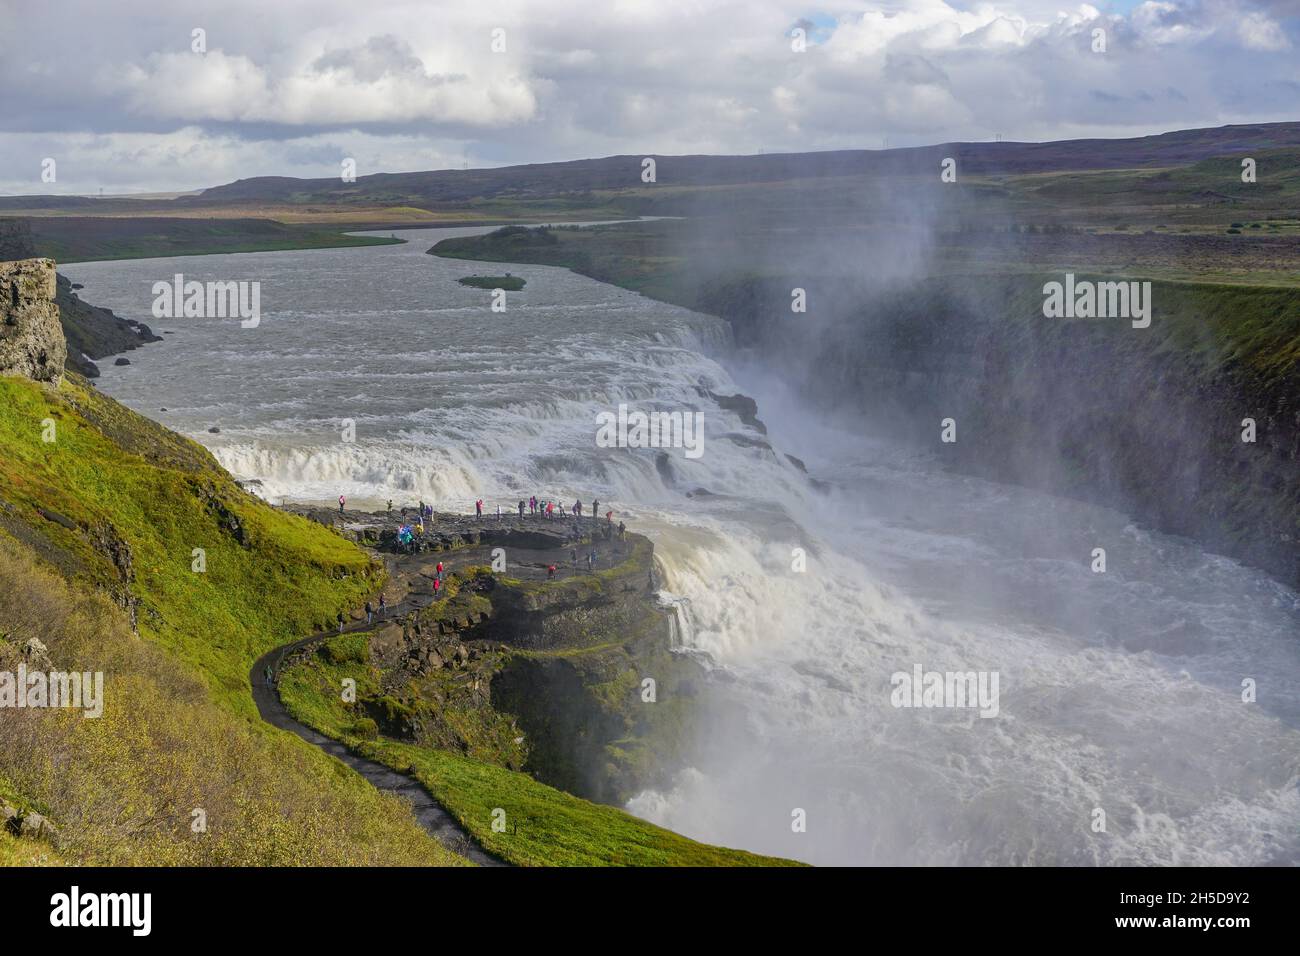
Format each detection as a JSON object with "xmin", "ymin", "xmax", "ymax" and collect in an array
[
  {"xmin": 547, "ymin": 546, "xmax": 600, "ymax": 579},
  {"xmin": 333, "ymin": 489, "xmax": 638, "ymax": 621},
  {"xmin": 358, "ymin": 493, "xmax": 619, "ymax": 527},
  {"xmin": 431, "ymin": 559, "xmax": 445, "ymax": 600},
  {"xmin": 337, "ymin": 591, "xmax": 389, "ymax": 633},
  {"xmin": 357, "ymin": 491, "xmax": 630, "ymax": 555},
  {"xmin": 518, "ymin": 495, "xmax": 613, "ymax": 523}
]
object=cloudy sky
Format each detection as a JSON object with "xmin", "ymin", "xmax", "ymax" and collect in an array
[{"xmin": 2, "ymin": 0, "xmax": 1296, "ymax": 194}]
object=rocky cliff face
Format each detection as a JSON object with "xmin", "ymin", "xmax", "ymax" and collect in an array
[
  {"xmin": 700, "ymin": 273, "xmax": 1300, "ymax": 589},
  {"xmin": 56, "ymin": 274, "xmax": 162, "ymax": 377},
  {"xmin": 0, "ymin": 258, "xmax": 66, "ymax": 383},
  {"xmin": 1, "ymin": 219, "xmax": 161, "ymax": 377}
]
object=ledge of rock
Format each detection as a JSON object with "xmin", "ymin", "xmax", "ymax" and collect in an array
[{"xmin": 0, "ymin": 258, "xmax": 66, "ymax": 383}]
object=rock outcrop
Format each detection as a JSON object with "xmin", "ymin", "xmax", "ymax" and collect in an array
[
  {"xmin": 1, "ymin": 220, "xmax": 162, "ymax": 377},
  {"xmin": 700, "ymin": 272, "xmax": 1300, "ymax": 590},
  {"xmin": 0, "ymin": 258, "xmax": 65, "ymax": 383},
  {"xmin": 56, "ymin": 273, "xmax": 161, "ymax": 377}
]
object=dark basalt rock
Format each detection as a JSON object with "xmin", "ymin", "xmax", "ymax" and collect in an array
[
  {"xmin": 655, "ymin": 451, "xmax": 675, "ymax": 485},
  {"xmin": 700, "ymin": 388, "xmax": 767, "ymax": 434},
  {"xmin": 54, "ymin": 272, "xmax": 161, "ymax": 378}
]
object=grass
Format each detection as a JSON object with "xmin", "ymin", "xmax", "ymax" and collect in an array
[
  {"xmin": 278, "ymin": 632, "xmax": 801, "ymax": 866},
  {"xmin": 0, "ymin": 373, "xmax": 466, "ymax": 865},
  {"xmin": 22, "ymin": 216, "xmax": 404, "ymax": 264},
  {"xmin": 0, "ymin": 830, "xmax": 63, "ymax": 866},
  {"xmin": 0, "ymin": 374, "xmax": 377, "ymax": 713}
]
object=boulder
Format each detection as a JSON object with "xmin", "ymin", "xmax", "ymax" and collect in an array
[
  {"xmin": 17, "ymin": 811, "xmax": 54, "ymax": 839},
  {"xmin": 21, "ymin": 637, "xmax": 51, "ymax": 670}
]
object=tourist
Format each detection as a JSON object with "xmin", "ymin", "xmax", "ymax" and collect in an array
[
  {"xmin": 337, "ymin": 611, "xmax": 345, "ymax": 633},
  {"xmin": 338, "ymin": 494, "xmax": 346, "ymax": 514},
  {"xmin": 476, "ymin": 498, "xmax": 483, "ymax": 518},
  {"xmin": 592, "ymin": 499, "xmax": 599, "ymax": 523},
  {"xmin": 433, "ymin": 578, "xmax": 442, "ymax": 600},
  {"xmin": 618, "ymin": 520, "xmax": 626, "ymax": 540},
  {"xmin": 365, "ymin": 601, "xmax": 373, "ymax": 625},
  {"xmin": 518, "ymin": 499, "xmax": 525, "ymax": 517},
  {"xmin": 378, "ymin": 594, "xmax": 387, "ymax": 620},
  {"xmin": 587, "ymin": 550, "xmax": 596, "ymax": 572},
  {"xmin": 547, "ymin": 564, "xmax": 556, "ymax": 580}
]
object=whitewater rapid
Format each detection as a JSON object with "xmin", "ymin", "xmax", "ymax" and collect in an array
[{"xmin": 64, "ymin": 226, "xmax": 1300, "ymax": 866}]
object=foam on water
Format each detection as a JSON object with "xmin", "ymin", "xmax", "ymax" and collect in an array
[{"xmin": 64, "ymin": 226, "xmax": 1300, "ymax": 866}]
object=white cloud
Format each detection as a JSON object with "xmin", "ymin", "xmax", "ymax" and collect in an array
[
  {"xmin": 1238, "ymin": 11, "xmax": 1292, "ymax": 49},
  {"xmin": 0, "ymin": 0, "xmax": 1294, "ymax": 192},
  {"xmin": 103, "ymin": 40, "xmax": 537, "ymax": 127}
]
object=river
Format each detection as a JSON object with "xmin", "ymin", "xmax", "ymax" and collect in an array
[{"xmin": 62, "ymin": 225, "xmax": 1300, "ymax": 866}]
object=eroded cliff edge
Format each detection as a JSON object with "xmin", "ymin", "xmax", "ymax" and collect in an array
[
  {"xmin": 0, "ymin": 221, "xmax": 160, "ymax": 377},
  {"xmin": 281, "ymin": 508, "xmax": 699, "ymax": 806}
]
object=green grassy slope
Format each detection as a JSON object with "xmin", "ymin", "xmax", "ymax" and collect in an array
[
  {"xmin": 22, "ymin": 217, "xmax": 402, "ymax": 264},
  {"xmin": 0, "ymin": 373, "xmax": 378, "ymax": 713},
  {"xmin": 0, "ymin": 372, "xmax": 465, "ymax": 865},
  {"xmin": 279, "ymin": 631, "xmax": 802, "ymax": 867}
]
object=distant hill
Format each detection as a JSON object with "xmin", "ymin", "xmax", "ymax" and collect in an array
[
  {"xmin": 191, "ymin": 122, "xmax": 1300, "ymax": 206},
  {"xmin": 3, "ymin": 121, "xmax": 1298, "ymax": 215}
]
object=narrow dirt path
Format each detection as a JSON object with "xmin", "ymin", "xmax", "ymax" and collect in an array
[
  {"xmin": 249, "ymin": 508, "xmax": 632, "ymax": 867},
  {"xmin": 249, "ymin": 604, "xmax": 508, "ymax": 867}
]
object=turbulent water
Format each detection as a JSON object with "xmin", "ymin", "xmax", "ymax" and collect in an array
[{"xmin": 64, "ymin": 227, "xmax": 1300, "ymax": 866}]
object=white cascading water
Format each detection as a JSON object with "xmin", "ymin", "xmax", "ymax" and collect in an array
[{"xmin": 64, "ymin": 226, "xmax": 1300, "ymax": 866}]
